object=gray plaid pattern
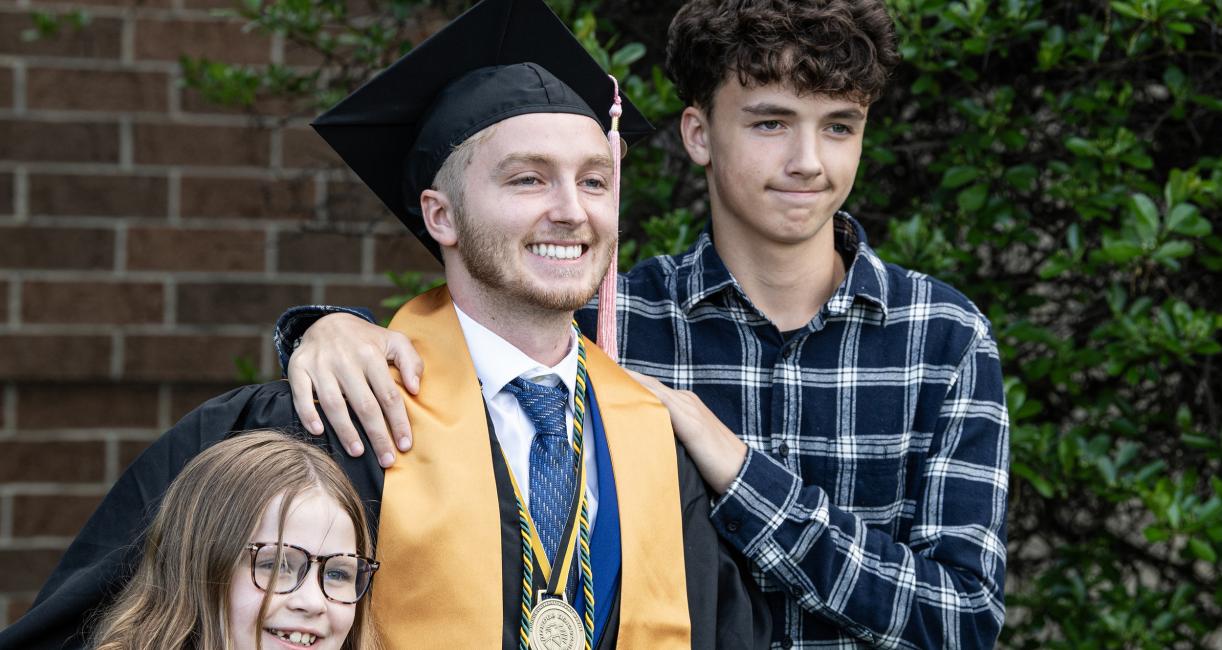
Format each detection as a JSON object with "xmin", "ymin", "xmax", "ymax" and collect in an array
[{"xmin": 575, "ymin": 214, "xmax": 1009, "ymax": 649}]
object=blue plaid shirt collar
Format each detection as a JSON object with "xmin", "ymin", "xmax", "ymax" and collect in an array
[{"xmin": 673, "ymin": 211, "xmax": 891, "ymax": 323}]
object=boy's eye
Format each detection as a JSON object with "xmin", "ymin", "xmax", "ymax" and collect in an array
[
  {"xmin": 510, "ymin": 175, "xmax": 542, "ymax": 186},
  {"xmin": 754, "ymin": 120, "xmax": 783, "ymax": 131},
  {"xmin": 827, "ymin": 123, "xmax": 853, "ymax": 135},
  {"xmin": 581, "ymin": 177, "xmax": 608, "ymax": 190}
]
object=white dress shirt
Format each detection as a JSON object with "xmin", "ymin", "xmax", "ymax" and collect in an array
[{"xmin": 454, "ymin": 305, "xmax": 600, "ymax": 528}]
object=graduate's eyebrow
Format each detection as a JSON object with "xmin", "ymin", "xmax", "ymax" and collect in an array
[
  {"xmin": 494, "ymin": 153, "xmax": 553, "ymax": 175},
  {"xmin": 581, "ymin": 153, "xmax": 614, "ymax": 175},
  {"xmin": 493, "ymin": 152, "xmax": 614, "ymax": 175}
]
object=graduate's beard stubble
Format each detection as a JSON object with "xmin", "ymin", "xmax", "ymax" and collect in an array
[{"xmin": 452, "ymin": 209, "xmax": 613, "ymax": 314}]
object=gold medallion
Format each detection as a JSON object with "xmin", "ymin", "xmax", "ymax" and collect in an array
[{"xmin": 528, "ymin": 597, "xmax": 583, "ymax": 650}]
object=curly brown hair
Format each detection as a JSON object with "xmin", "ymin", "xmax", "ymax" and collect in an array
[{"xmin": 666, "ymin": 0, "xmax": 899, "ymax": 112}]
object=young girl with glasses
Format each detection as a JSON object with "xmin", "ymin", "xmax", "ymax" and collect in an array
[{"xmin": 92, "ymin": 430, "xmax": 382, "ymax": 650}]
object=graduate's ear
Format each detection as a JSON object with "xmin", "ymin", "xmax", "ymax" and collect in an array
[
  {"xmin": 679, "ymin": 105, "xmax": 712, "ymax": 167},
  {"xmin": 420, "ymin": 189, "xmax": 459, "ymax": 247}
]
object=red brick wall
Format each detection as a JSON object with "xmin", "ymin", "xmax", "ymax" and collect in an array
[{"xmin": 0, "ymin": 0, "xmax": 439, "ymax": 625}]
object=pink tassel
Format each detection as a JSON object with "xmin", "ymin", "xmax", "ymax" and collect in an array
[{"xmin": 596, "ymin": 75, "xmax": 622, "ymax": 362}]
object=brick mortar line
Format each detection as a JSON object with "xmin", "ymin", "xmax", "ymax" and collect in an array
[
  {"xmin": 156, "ymin": 381, "xmax": 171, "ymax": 429},
  {"xmin": 2, "ymin": 54, "xmax": 336, "ymax": 81},
  {"xmin": 109, "ymin": 329, "xmax": 123, "ymax": 379},
  {"xmin": 265, "ymin": 223, "xmax": 278, "ymax": 275},
  {"xmin": 163, "ymin": 274, "xmax": 175, "ymax": 326},
  {"xmin": 0, "ymin": 161, "xmax": 347, "ymax": 179},
  {"xmin": 0, "ymin": 107, "xmax": 282, "ymax": 127},
  {"xmin": 113, "ymin": 217, "xmax": 127, "ymax": 273},
  {"xmin": 15, "ymin": 214, "xmax": 352, "ymax": 230},
  {"xmin": 10, "ymin": 60, "xmax": 25, "ymax": 113},
  {"xmin": 2, "ymin": 162, "xmax": 333, "ymax": 180},
  {"xmin": 166, "ymin": 166, "xmax": 180, "ymax": 221},
  {"xmin": 0, "ymin": 429, "xmax": 163, "ymax": 442},
  {"xmin": 0, "ymin": 382, "xmax": 13, "ymax": 433},
  {"xmin": 0, "ymin": 536, "xmax": 79, "ymax": 549},
  {"xmin": 310, "ymin": 276, "xmax": 324, "ymax": 304},
  {"xmin": 118, "ymin": 115, "xmax": 133, "ymax": 168},
  {"xmin": 0, "ymin": 323, "xmax": 271, "ymax": 335},
  {"xmin": 0, "ymin": 494, "xmax": 11, "ymax": 542},
  {"xmin": 120, "ymin": 7, "xmax": 134, "ymax": 64},
  {"xmin": 361, "ymin": 232, "xmax": 375, "ymax": 278},
  {"xmin": 0, "ymin": 217, "xmax": 401, "ymax": 240},
  {"xmin": 0, "ymin": 268, "xmax": 396, "ymax": 285},
  {"xmin": 0, "ymin": 483, "xmax": 113, "ymax": 497},
  {"xmin": 12, "ymin": 167, "xmax": 27, "ymax": 222},
  {"xmin": 104, "ymin": 434, "xmax": 118, "ymax": 483},
  {"xmin": 10, "ymin": 54, "xmax": 177, "ymax": 74},
  {"xmin": 269, "ymin": 125, "xmax": 283, "ymax": 169},
  {"xmin": 166, "ymin": 64, "xmax": 181, "ymax": 116},
  {"xmin": 0, "ymin": 5, "xmax": 258, "ymax": 21},
  {"xmin": 260, "ymin": 328, "xmax": 272, "ymax": 377},
  {"xmin": 8, "ymin": 277, "xmax": 19, "ymax": 326}
]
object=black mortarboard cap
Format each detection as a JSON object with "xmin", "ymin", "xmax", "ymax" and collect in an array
[{"xmin": 312, "ymin": 0, "xmax": 653, "ymax": 260}]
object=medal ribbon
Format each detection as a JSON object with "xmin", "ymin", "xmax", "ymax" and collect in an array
[{"xmin": 501, "ymin": 330, "xmax": 595, "ymax": 649}]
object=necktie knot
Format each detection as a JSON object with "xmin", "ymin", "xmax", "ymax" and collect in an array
[{"xmin": 505, "ymin": 377, "xmax": 569, "ymax": 439}]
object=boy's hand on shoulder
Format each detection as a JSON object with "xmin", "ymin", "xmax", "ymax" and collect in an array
[{"xmin": 627, "ymin": 370, "xmax": 748, "ymax": 494}]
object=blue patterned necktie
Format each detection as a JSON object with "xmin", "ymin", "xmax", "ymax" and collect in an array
[{"xmin": 505, "ymin": 376, "xmax": 576, "ymax": 565}]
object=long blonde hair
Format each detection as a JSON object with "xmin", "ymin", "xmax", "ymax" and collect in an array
[{"xmin": 93, "ymin": 430, "xmax": 381, "ymax": 650}]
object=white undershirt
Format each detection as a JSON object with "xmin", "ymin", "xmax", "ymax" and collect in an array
[{"xmin": 453, "ymin": 304, "xmax": 600, "ymax": 528}]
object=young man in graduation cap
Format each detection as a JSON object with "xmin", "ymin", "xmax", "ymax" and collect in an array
[
  {"xmin": 276, "ymin": 0, "xmax": 1011, "ymax": 647},
  {"xmin": 0, "ymin": 1, "xmax": 769, "ymax": 648}
]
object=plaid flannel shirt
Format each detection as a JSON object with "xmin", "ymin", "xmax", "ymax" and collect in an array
[{"xmin": 274, "ymin": 213, "xmax": 1009, "ymax": 649}]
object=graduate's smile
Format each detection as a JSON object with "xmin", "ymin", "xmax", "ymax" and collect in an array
[{"xmin": 526, "ymin": 242, "xmax": 587, "ymax": 261}]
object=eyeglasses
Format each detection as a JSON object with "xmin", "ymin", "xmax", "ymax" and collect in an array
[{"xmin": 245, "ymin": 542, "xmax": 380, "ymax": 604}]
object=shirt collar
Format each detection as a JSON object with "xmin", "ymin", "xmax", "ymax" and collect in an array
[
  {"xmin": 453, "ymin": 304, "xmax": 579, "ymax": 404},
  {"xmin": 675, "ymin": 211, "xmax": 890, "ymax": 322}
]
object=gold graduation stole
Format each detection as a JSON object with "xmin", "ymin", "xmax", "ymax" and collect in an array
[{"xmin": 372, "ymin": 286, "xmax": 691, "ymax": 648}]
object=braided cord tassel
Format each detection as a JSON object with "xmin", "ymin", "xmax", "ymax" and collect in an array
[
  {"xmin": 573, "ymin": 341, "xmax": 595, "ymax": 650},
  {"xmin": 596, "ymin": 75, "xmax": 623, "ymax": 363},
  {"xmin": 518, "ymin": 496, "xmax": 534, "ymax": 650}
]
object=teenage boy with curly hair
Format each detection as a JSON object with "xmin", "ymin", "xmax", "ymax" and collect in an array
[{"xmin": 277, "ymin": 0, "xmax": 1010, "ymax": 646}]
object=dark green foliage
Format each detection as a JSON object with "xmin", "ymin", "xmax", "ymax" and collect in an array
[
  {"xmin": 172, "ymin": 0, "xmax": 1220, "ymax": 644},
  {"xmin": 862, "ymin": 1, "xmax": 1221, "ymax": 646}
]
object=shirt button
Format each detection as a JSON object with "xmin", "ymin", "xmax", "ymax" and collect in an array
[
  {"xmin": 726, "ymin": 520, "xmax": 741, "ymax": 533},
  {"xmin": 781, "ymin": 636, "xmax": 794, "ymax": 649},
  {"xmin": 777, "ymin": 443, "xmax": 789, "ymax": 458}
]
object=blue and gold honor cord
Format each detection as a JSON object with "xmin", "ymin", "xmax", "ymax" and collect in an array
[{"xmin": 506, "ymin": 328, "xmax": 595, "ymax": 650}]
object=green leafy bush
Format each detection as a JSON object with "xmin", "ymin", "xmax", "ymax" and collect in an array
[{"xmin": 174, "ymin": 0, "xmax": 1220, "ymax": 644}]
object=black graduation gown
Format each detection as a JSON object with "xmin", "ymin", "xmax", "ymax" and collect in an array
[{"xmin": 0, "ymin": 382, "xmax": 768, "ymax": 650}]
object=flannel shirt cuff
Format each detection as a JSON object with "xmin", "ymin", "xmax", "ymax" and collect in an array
[
  {"xmin": 710, "ymin": 447, "xmax": 810, "ymax": 554},
  {"xmin": 274, "ymin": 305, "xmax": 376, "ymax": 375}
]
